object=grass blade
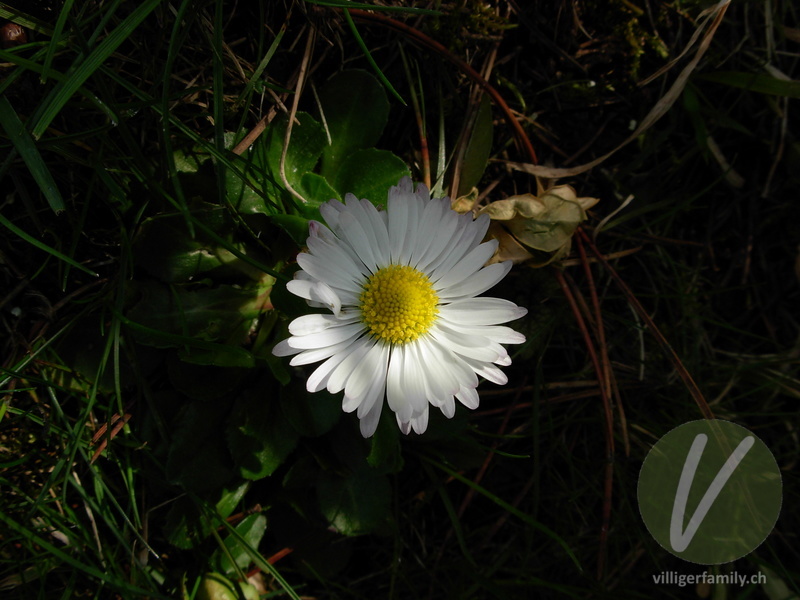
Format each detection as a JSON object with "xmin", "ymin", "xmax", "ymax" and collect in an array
[
  {"xmin": 30, "ymin": 0, "xmax": 163, "ymax": 139},
  {"xmin": 0, "ymin": 96, "xmax": 65, "ymax": 213},
  {"xmin": 0, "ymin": 211, "xmax": 98, "ymax": 277}
]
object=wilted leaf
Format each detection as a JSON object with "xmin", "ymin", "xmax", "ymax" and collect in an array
[{"xmin": 480, "ymin": 184, "xmax": 599, "ymax": 265}]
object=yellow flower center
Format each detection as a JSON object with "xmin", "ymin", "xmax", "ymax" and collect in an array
[{"xmin": 359, "ymin": 264, "xmax": 439, "ymax": 345}]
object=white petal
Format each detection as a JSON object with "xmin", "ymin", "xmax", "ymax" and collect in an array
[
  {"xmin": 355, "ymin": 344, "xmax": 390, "ymax": 418},
  {"xmin": 386, "ymin": 345, "xmax": 413, "ymax": 423},
  {"xmin": 326, "ymin": 338, "xmax": 373, "ymax": 394},
  {"xmin": 397, "ymin": 417, "xmax": 412, "ymax": 435},
  {"xmin": 402, "ymin": 342, "xmax": 428, "ymax": 415},
  {"xmin": 342, "ymin": 340, "xmax": 385, "ymax": 410},
  {"xmin": 297, "ymin": 253, "xmax": 363, "ymax": 295},
  {"xmin": 447, "ymin": 324, "xmax": 527, "ymax": 345},
  {"xmin": 437, "ymin": 261, "xmax": 512, "ymax": 300},
  {"xmin": 428, "ymin": 323, "xmax": 500, "ymax": 362},
  {"xmin": 461, "ymin": 356, "xmax": 508, "ymax": 385},
  {"xmin": 337, "ymin": 201, "xmax": 379, "ymax": 272},
  {"xmin": 286, "ymin": 279, "xmax": 343, "ymax": 316},
  {"xmin": 414, "ymin": 199, "xmax": 461, "ymax": 272},
  {"xmin": 289, "ymin": 337, "xmax": 358, "ymax": 366},
  {"xmin": 410, "ymin": 407, "xmax": 429, "ymax": 434},
  {"xmin": 439, "ymin": 298, "xmax": 527, "ymax": 326},
  {"xmin": 387, "ymin": 186, "xmax": 410, "ymax": 264},
  {"xmin": 440, "ymin": 395, "xmax": 457, "ymax": 418},
  {"xmin": 359, "ymin": 397, "xmax": 384, "ymax": 438},
  {"xmin": 306, "ymin": 341, "xmax": 362, "ymax": 392},
  {"xmin": 431, "ymin": 239, "xmax": 498, "ymax": 289},
  {"xmin": 272, "ymin": 339, "xmax": 298, "ymax": 357},
  {"xmin": 286, "ymin": 322, "xmax": 363, "ymax": 350},
  {"xmin": 288, "ymin": 313, "xmax": 359, "ymax": 336},
  {"xmin": 456, "ymin": 385, "xmax": 480, "ymax": 409}
]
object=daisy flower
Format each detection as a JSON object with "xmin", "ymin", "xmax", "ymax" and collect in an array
[{"xmin": 273, "ymin": 177, "xmax": 527, "ymax": 437}]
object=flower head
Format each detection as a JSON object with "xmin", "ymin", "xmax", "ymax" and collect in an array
[{"xmin": 273, "ymin": 177, "xmax": 527, "ymax": 437}]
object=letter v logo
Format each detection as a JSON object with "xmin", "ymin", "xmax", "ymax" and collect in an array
[
  {"xmin": 638, "ymin": 420, "xmax": 782, "ymax": 564},
  {"xmin": 669, "ymin": 434, "xmax": 755, "ymax": 552}
]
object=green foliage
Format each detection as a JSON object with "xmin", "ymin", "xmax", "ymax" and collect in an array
[{"xmin": 1, "ymin": 1, "xmax": 798, "ymax": 599}]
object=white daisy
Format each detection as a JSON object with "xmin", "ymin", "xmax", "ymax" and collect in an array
[{"xmin": 273, "ymin": 177, "xmax": 527, "ymax": 437}]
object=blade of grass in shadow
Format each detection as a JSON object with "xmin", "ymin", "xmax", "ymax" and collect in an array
[
  {"xmin": 304, "ymin": 0, "xmax": 440, "ymax": 14},
  {"xmin": 30, "ymin": 0, "xmax": 162, "ymax": 139},
  {"xmin": 211, "ymin": 0, "xmax": 227, "ymax": 208},
  {"xmin": 0, "ymin": 511, "xmax": 169, "ymax": 598},
  {"xmin": 234, "ymin": 20, "xmax": 286, "ymax": 111},
  {"xmin": 342, "ymin": 9, "xmax": 405, "ymax": 105},
  {"xmin": 0, "ymin": 96, "xmax": 65, "ymax": 214},
  {"xmin": 0, "ymin": 6, "xmax": 54, "ymax": 35},
  {"xmin": 160, "ymin": 0, "xmax": 199, "ymax": 238},
  {"xmin": 40, "ymin": 0, "xmax": 74, "ymax": 84},
  {"xmin": 0, "ymin": 49, "xmax": 120, "ymax": 123},
  {"xmin": 420, "ymin": 461, "xmax": 477, "ymax": 566},
  {"xmin": 420, "ymin": 455, "xmax": 583, "ymax": 573},
  {"xmin": 0, "ymin": 212, "xmax": 97, "ymax": 277}
]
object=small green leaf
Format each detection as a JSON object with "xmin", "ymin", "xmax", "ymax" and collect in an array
[
  {"xmin": 318, "ymin": 70, "xmax": 390, "ymax": 179},
  {"xmin": 317, "ymin": 466, "xmax": 391, "ymax": 536},
  {"xmin": 367, "ymin": 410, "xmax": 403, "ymax": 473},
  {"xmin": 126, "ymin": 280, "xmax": 271, "ymax": 349},
  {"xmin": 333, "ymin": 148, "xmax": 410, "ymax": 206},
  {"xmin": 228, "ymin": 112, "xmax": 327, "ymax": 212},
  {"xmin": 216, "ymin": 482, "xmax": 251, "ymax": 519},
  {"xmin": 457, "ymin": 93, "xmax": 494, "ymax": 197},
  {"xmin": 167, "ymin": 402, "xmax": 235, "ymax": 493},
  {"xmin": 299, "ymin": 172, "xmax": 340, "ymax": 208},
  {"xmin": 213, "ymin": 513, "xmax": 268, "ymax": 576},
  {"xmin": 280, "ymin": 383, "xmax": 341, "ymax": 437},
  {"xmin": 227, "ymin": 389, "xmax": 299, "ymax": 480},
  {"xmin": 269, "ymin": 214, "xmax": 310, "ymax": 246},
  {"xmin": 166, "ymin": 352, "xmax": 247, "ymax": 401}
]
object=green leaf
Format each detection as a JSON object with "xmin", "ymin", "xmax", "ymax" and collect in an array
[
  {"xmin": 318, "ymin": 70, "xmax": 390, "ymax": 179},
  {"xmin": 166, "ymin": 352, "xmax": 247, "ymax": 401},
  {"xmin": 216, "ymin": 482, "xmax": 251, "ymax": 519},
  {"xmin": 333, "ymin": 149, "xmax": 410, "ymax": 206},
  {"xmin": 133, "ymin": 213, "xmax": 246, "ymax": 283},
  {"xmin": 126, "ymin": 281, "xmax": 271, "ymax": 350},
  {"xmin": 697, "ymin": 71, "xmax": 800, "ymax": 98},
  {"xmin": 269, "ymin": 214, "xmax": 310, "ymax": 246},
  {"xmin": 457, "ymin": 93, "xmax": 494, "ymax": 197},
  {"xmin": 163, "ymin": 497, "xmax": 207, "ymax": 549},
  {"xmin": 317, "ymin": 466, "xmax": 391, "ymax": 536},
  {"xmin": 299, "ymin": 172, "xmax": 340, "ymax": 208},
  {"xmin": 212, "ymin": 514, "xmax": 268, "ymax": 577},
  {"xmin": 226, "ymin": 389, "xmax": 299, "ymax": 480},
  {"xmin": 228, "ymin": 112, "xmax": 327, "ymax": 212},
  {"xmin": 280, "ymin": 383, "xmax": 341, "ymax": 437},
  {"xmin": 0, "ymin": 96, "xmax": 65, "ymax": 213},
  {"xmin": 167, "ymin": 402, "xmax": 235, "ymax": 493},
  {"xmin": 367, "ymin": 410, "xmax": 404, "ymax": 473}
]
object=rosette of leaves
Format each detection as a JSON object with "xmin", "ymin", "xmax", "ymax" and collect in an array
[{"xmin": 478, "ymin": 183, "xmax": 599, "ymax": 266}]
